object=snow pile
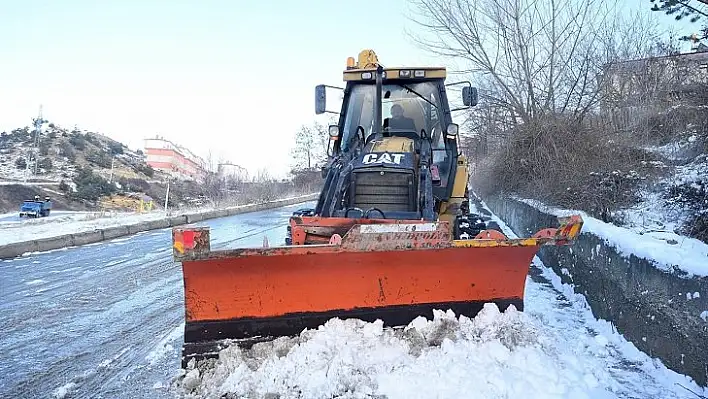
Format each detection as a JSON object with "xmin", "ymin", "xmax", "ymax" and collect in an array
[
  {"xmin": 172, "ymin": 197, "xmax": 706, "ymax": 398},
  {"xmin": 178, "ymin": 305, "xmax": 626, "ymax": 399},
  {"xmin": 516, "ymin": 197, "xmax": 708, "ymax": 277},
  {"xmin": 52, "ymin": 382, "xmax": 77, "ymax": 399},
  {"xmin": 146, "ymin": 323, "xmax": 185, "ymax": 366}
]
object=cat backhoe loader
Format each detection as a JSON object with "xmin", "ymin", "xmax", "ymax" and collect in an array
[{"xmin": 172, "ymin": 49, "xmax": 583, "ymax": 367}]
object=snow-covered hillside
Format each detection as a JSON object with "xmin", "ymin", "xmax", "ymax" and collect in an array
[
  {"xmin": 0, "ymin": 124, "xmax": 153, "ymax": 184},
  {"xmin": 620, "ymin": 132, "xmax": 708, "ymax": 239}
]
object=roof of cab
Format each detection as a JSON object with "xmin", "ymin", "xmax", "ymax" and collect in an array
[{"xmin": 343, "ymin": 67, "xmax": 446, "ymax": 82}]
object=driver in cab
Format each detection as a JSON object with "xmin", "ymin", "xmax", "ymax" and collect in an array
[{"xmin": 387, "ymin": 103, "xmax": 417, "ymax": 132}]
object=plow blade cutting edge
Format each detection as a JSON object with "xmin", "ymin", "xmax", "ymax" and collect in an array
[{"xmin": 172, "ymin": 215, "xmax": 583, "ymax": 367}]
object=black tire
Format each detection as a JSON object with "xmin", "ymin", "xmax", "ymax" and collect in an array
[
  {"xmin": 286, "ymin": 208, "xmax": 315, "ymax": 245},
  {"xmin": 454, "ymin": 214, "xmax": 487, "ymax": 240},
  {"xmin": 460, "ymin": 186, "xmax": 471, "ymax": 216},
  {"xmin": 285, "ymin": 225, "xmax": 292, "ymax": 245}
]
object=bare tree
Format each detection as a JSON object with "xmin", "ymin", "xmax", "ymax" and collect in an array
[
  {"xmin": 205, "ymin": 150, "xmax": 216, "ymax": 173},
  {"xmin": 406, "ymin": 0, "xmax": 694, "ymax": 217},
  {"xmin": 201, "ymin": 172, "xmax": 225, "ymax": 206},
  {"xmin": 291, "ymin": 122, "xmax": 328, "ymax": 171},
  {"xmin": 408, "ymin": 0, "xmax": 664, "ymax": 124},
  {"xmin": 248, "ymin": 168, "xmax": 280, "ymax": 201}
]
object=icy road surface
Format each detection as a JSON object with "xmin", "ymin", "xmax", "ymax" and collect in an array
[
  {"xmin": 1, "ymin": 201, "xmax": 705, "ymax": 399},
  {"xmin": 0, "ymin": 203, "xmax": 310, "ymax": 399}
]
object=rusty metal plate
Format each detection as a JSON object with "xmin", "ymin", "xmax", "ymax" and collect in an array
[{"xmin": 173, "ymin": 227, "xmax": 211, "ymax": 261}]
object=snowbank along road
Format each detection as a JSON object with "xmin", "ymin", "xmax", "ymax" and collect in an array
[
  {"xmin": 0, "ymin": 201, "xmax": 706, "ymax": 398},
  {"xmin": 0, "ymin": 210, "xmax": 92, "ymax": 223}
]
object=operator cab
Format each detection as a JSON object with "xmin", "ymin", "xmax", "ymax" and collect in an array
[
  {"xmin": 337, "ymin": 80, "xmax": 445, "ymax": 150},
  {"xmin": 317, "ymin": 65, "xmax": 476, "ymax": 195},
  {"xmin": 314, "ymin": 50, "xmax": 478, "ymax": 219}
]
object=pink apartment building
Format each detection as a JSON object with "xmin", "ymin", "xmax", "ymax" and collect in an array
[{"xmin": 144, "ymin": 137, "xmax": 207, "ymax": 181}]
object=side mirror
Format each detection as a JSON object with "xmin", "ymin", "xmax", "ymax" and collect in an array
[
  {"xmin": 462, "ymin": 86, "xmax": 478, "ymax": 107},
  {"xmin": 446, "ymin": 123, "xmax": 459, "ymax": 139},
  {"xmin": 315, "ymin": 85, "xmax": 327, "ymax": 115}
]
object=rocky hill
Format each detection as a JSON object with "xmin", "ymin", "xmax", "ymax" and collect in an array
[
  {"xmin": 0, "ymin": 123, "xmax": 199, "ymax": 213},
  {"xmin": 0, "ymin": 124, "xmax": 156, "ymax": 184}
]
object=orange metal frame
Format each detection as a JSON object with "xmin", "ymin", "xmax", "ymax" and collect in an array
[
  {"xmin": 173, "ymin": 215, "xmax": 584, "ymax": 261},
  {"xmin": 288, "ymin": 216, "xmax": 422, "ymax": 245},
  {"xmin": 180, "ymin": 244, "xmax": 538, "ymax": 322}
]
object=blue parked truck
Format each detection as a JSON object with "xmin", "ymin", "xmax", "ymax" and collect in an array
[{"xmin": 19, "ymin": 196, "xmax": 52, "ymax": 218}]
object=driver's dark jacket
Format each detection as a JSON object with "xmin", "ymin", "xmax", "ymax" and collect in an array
[{"xmin": 388, "ymin": 116, "xmax": 417, "ymax": 132}]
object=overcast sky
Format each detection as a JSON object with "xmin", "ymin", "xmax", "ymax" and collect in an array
[{"xmin": 0, "ymin": 0, "xmax": 698, "ymax": 178}]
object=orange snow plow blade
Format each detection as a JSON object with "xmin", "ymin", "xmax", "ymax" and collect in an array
[{"xmin": 173, "ymin": 215, "xmax": 583, "ymax": 367}]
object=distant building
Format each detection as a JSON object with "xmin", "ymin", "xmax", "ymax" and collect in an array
[
  {"xmin": 597, "ymin": 49, "xmax": 708, "ymax": 129},
  {"xmin": 217, "ymin": 162, "xmax": 248, "ymax": 181},
  {"xmin": 144, "ymin": 136, "xmax": 206, "ymax": 181},
  {"xmin": 601, "ymin": 49, "xmax": 708, "ymax": 109}
]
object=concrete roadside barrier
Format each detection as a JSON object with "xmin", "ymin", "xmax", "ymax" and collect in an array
[
  {"xmin": 126, "ymin": 224, "xmax": 150, "ymax": 235},
  {"xmin": 168, "ymin": 216, "xmax": 188, "ymax": 227},
  {"xmin": 0, "ymin": 241, "xmax": 39, "ymax": 258},
  {"xmin": 0, "ymin": 193, "xmax": 318, "ymax": 260},
  {"xmin": 103, "ymin": 226, "xmax": 131, "ymax": 240},
  {"xmin": 36, "ymin": 236, "xmax": 73, "ymax": 252},
  {"xmin": 213, "ymin": 209, "xmax": 229, "ymax": 218},
  {"xmin": 198, "ymin": 210, "xmax": 221, "ymax": 220},
  {"xmin": 143, "ymin": 219, "xmax": 171, "ymax": 231},
  {"xmin": 71, "ymin": 231, "xmax": 104, "ymax": 246},
  {"xmin": 484, "ymin": 194, "xmax": 708, "ymax": 387},
  {"xmin": 228, "ymin": 203, "xmax": 257, "ymax": 215},
  {"xmin": 185, "ymin": 213, "xmax": 204, "ymax": 224}
]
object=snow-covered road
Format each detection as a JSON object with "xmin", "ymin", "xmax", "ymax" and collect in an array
[
  {"xmin": 1, "ymin": 201, "xmax": 705, "ymax": 398},
  {"xmin": 0, "ymin": 203, "xmax": 309, "ymax": 399}
]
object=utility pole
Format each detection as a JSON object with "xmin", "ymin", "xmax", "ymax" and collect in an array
[
  {"xmin": 32, "ymin": 105, "xmax": 44, "ymax": 176},
  {"xmin": 164, "ymin": 177, "xmax": 171, "ymax": 213},
  {"xmin": 24, "ymin": 150, "xmax": 31, "ymax": 183},
  {"xmin": 108, "ymin": 156, "xmax": 115, "ymax": 183}
]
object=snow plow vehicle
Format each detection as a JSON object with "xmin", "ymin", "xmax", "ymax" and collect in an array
[{"xmin": 172, "ymin": 50, "xmax": 584, "ymax": 367}]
